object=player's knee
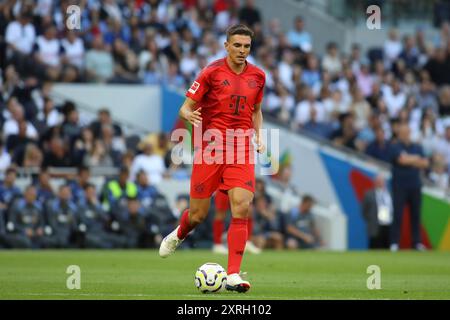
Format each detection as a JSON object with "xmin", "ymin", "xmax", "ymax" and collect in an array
[
  {"xmin": 189, "ymin": 209, "xmax": 208, "ymax": 225},
  {"xmin": 231, "ymin": 197, "xmax": 252, "ymax": 218},
  {"xmin": 190, "ymin": 214, "xmax": 206, "ymax": 225}
]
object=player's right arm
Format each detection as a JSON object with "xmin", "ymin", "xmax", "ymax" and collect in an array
[{"xmin": 179, "ymin": 97, "xmax": 202, "ymax": 127}]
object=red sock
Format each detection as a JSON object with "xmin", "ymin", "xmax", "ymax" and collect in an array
[
  {"xmin": 177, "ymin": 209, "xmax": 195, "ymax": 239},
  {"xmin": 227, "ymin": 218, "xmax": 248, "ymax": 275},
  {"xmin": 247, "ymin": 218, "xmax": 253, "ymax": 241},
  {"xmin": 213, "ymin": 219, "xmax": 224, "ymax": 245}
]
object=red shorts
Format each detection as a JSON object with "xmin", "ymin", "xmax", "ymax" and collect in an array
[
  {"xmin": 214, "ymin": 189, "xmax": 230, "ymax": 211},
  {"xmin": 190, "ymin": 163, "xmax": 255, "ymax": 199}
]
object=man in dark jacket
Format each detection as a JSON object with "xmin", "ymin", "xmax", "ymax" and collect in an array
[
  {"xmin": 361, "ymin": 174, "xmax": 393, "ymax": 249},
  {"xmin": 389, "ymin": 124, "xmax": 429, "ymax": 251}
]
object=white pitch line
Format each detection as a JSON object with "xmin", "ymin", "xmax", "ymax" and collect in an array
[{"xmin": 5, "ymin": 293, "xmax": 291, "ymax": 299}]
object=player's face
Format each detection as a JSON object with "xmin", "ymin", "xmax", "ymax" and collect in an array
[{"xmin": 225, "ymin": 34, "xmax": 251, "ymax": 65}]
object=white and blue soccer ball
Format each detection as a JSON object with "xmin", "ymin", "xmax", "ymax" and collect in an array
[{"xmin": 194, "ymin": 262, "xmax": 227, "ymax": 293}]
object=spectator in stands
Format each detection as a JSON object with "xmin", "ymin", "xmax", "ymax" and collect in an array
[
  {"xmin": 90, "ymin": 108, "xmax": 123, "ymax": 138},
  {"xmin": 99, "ymin": 124, "xmax": 125, "ymax": 165},
  {"xmin": 238, "ymin": 0, "xmax": 261, "ymax": 28},
  {"xmin": 271, "ymin": 165, "xmax": 301, "ymax": 214},
  {"xmin": 433, "ymin": 125, "xmax": 450, "ymax": 169},
  {"xmin": 45, "ymin": 184, "xmax": 78, "ymax": 248},
  {"xmin": 252, "ymin": 194, "xmax": 284, "ymax": 250},
  {"xmin": 0, "ymin": 209, "xmax": 7, "ymax": 248},
  {"xmin": 112, "ymin": 196, "xmax": 148, "ymax": 248},
  {"xmin": 399, "ymin": 35, "xmax": 420, "ymax": 70},
  {"xmin": 136, "ymin": 170, "xmax": 158, "ymax": 209},
  {"xmin": 19, "ymin": 143, "xmax": 43, "ymax": 168},
  {"xmin": 6, "ymin": 120, "xmax": 37, "ymax": 153},
  {"xmin": 61, "ymin": 30, "xmax": 85, "ymax": 71},
  {"xmin": 68, "ymin": 166, "xmax": 91, "ymax": 204},
  {"xmin": 139, "ymin": 132, "xmax": 172, "ymax": 166},
  {"xmin": 365, "ymin": 126, "xmax": 392, "ymax": 163},
  {"xmin": 322, "ymin": 42, "xmax": 343, "ymax": 80},
  {"xmin": 416, "ymin": 79, "xmax": 438, "ymax": 113},
  {"xmin": 383, "ymin": 78, "xmax": 407, "ymax": 119},
  {"xmin": 286, "ymin": 195, "xmax": 323, "ymax": 249},
  {"xmin": 162, "ymin": 61, "xmax": 186, "ymax": 88},
  {"xmin": 413, "ymin": 109, "xmax": 441, "ymax": 157},
  {"xmin": 4, "ymin": 11, "xmax": 36, "ymax": 72},
  {"xmin": 102, "ymin": 166, "xmax": 138, "ymax": 212},
  {"xmin": 78, "ymin": 183, "xmax": 126, "ymax": 248},
  {"xmin": 36, "ymin": 97, "xmax": 61, "ymax": 132},
  {"xmin": 85, "ymin": 35, "xmax": 114, "ymax": 82},
  {"xmin": 33, "ymin": 24, "xmax": 62, "ymax": 81},
  {"xmin": 110, "ymin": 38, "xmax": 140, "ymax": 84},
  {"xmin": 294, "ymin": 87, "xmax": 326, "ymax": 128},
  {"xmin": 384, "ymin": 29, "xmax": 403, "ymax": 69},
  {"xmin": 6, "ymin": 185, "xmax": 44, "ymax": 248},
  {"xmin": 0, "ymin": 140, "xmax": 12, "ymax": 176},
  {"xmin": 2, "ymin": 104, "xmax": 38, "ymax": 140},
  {"xmin": 287, "ymin": 16, "xmax": 312, "ymax": 53},
  {"xmin": 73, "ymin": 126, "xmax": 95, "ymax": 165},
  {"xmin": 361, "ymin": 174, "xmax": 393, "ymax": 249},
  {"xmin": 437, "ymin": 85, "xmax": 450, "ymax": 117},
  {"xmin": 424, "ymin": 47, "xmax": 450, "ymax": 86},
  {"xmin": 33, "ymin": 167, "xmax": 54, "ymax": 205},
  {"xmin": 83, "ymin": 139, "xmax": 114, "ymax": 168},
  {"xmin": 427, "ymin": 153, "xmax": 449, "ymax": 191},
  {"xmin": 130, "ymin": 140, "xmax": 166, "ymax": 185},
  {"xmin": 0, "ymin": 167, "xmax": 21, "ymax": 213},
  {"xmin": 331, "ymin": 112, "xmax": 361, "ymax": 151},
  {"xmin": 43, "ymin": 136, "xmax": 73, "ymax": 167},
  {"xmin": 61, "ymin": 108, "xmax": 82, "ymax": 141},
  {"xmin": 349, "ymin": 86, "xmax": 372, "ymax": 130},
  {"xmin": 389, "ymin": 123, "xmax": 429, "ymax": 251}
]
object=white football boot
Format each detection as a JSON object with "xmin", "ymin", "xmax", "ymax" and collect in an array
[
  {"xmin": 226, "ymin": 273, "xmax": 251, "ymax": 293},
  {"xmin": 159, "ymin": 226, "xmax": 184, "ymax": 258},
  {"xmin": 212, "ymin": 244, "xmax": 228, "ymax": 254},
  {"xmin": 245, "ymin": 241, "xmax": 262, "ymax": 254}
]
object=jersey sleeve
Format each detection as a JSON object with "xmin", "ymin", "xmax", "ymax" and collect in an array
[
  {"xmin": 255, "ymin": 72, "xmax": 266, "ymax": 104},
  {"xmin": 186, "ymin": 69, "xmax": 210, "ymax": 102}
]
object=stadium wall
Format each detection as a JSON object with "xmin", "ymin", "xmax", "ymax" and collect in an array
[{"xmin": 51, "ymin": 84, "xmax": 161, "ymax": 134}]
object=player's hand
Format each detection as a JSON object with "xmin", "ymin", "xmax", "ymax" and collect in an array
[
  {"xmin": 187, "ymin": 107, "xmax": 202, "ymax": 127},
  {"xmin": 255, "ymin": 133, "xmax": 266, "ymax": 154}
]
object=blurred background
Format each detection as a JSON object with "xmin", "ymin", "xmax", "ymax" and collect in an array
[{"xmin": 0, "ymin": 0, "xmax": 449, "ymax": 252}]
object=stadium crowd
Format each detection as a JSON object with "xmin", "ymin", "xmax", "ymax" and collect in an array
[{"xmin": 0, "ymin": 0, "xmax": 449, "ymax": 249}]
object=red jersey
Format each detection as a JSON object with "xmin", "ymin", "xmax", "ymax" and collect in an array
[{"xmin": 186, "ymin": 57, "xmax": 266, "ymax": 143}]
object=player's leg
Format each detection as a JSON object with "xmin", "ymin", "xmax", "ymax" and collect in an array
[
  {"xmin": 245, "ymin": 204, "xmax": 261, "ymax": 254},
  {"xmin": 159, "ymin": 197, "xmax": 211, "ymax": 258},
  {"xmin": 160, "ymin": 161, "xmax": 222, "ymax": 258},
  {"xmin": 226, "ymin": 186, "xmax": 254, "ymax": 292},
  {"xmin": 212, "ymin": 191, "xmax": 228, "ymax": 254}
]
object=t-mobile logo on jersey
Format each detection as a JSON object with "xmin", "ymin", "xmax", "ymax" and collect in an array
[
  {"xmin": 229, "ymin": 95, "xmax": 247, "ymax": 115},
  {"xmin": 170, "ymin": 127, "xmax": 280, "ymax": 176}
]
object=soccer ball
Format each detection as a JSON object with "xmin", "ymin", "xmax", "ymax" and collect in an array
[{"xmin": 194, "ymin": 262, "xmax": 227, "ymax": 293}]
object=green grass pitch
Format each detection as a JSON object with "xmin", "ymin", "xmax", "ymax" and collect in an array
[{"xmin": 0, "ymin": 250, "xmax": 449, "ymax": 300}]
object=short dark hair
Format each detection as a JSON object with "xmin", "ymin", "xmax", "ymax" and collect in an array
[
  {"xmin": 226, "ymin": 24, "xmax": 254, "ymax": 41},
  {"xmin": 302, "ymin": 194, "xmax": 315, "ymax": 204}
]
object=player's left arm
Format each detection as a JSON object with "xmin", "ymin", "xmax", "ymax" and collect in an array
[{"xmin": 253, "ymin": 102, "xmax": 265, "ymax": 153}]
